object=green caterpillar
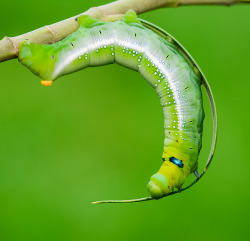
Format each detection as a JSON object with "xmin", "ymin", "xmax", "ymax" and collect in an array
[{"xmin": 18, "ymin": 10, "xmax": 217, "ymax": 203}]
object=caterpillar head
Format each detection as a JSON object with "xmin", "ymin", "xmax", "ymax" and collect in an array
[
  {"xmin": 147, "ymin": 173, "xmax": 171, "ymax": 199},
  {"xmin": 147, "ymin": 154, "xmax": 190, "ymax": 199}
]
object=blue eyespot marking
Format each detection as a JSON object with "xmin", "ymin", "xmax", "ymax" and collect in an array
[{"xmin": 169, "ymin": 157, "xmax": 184, "ymax": 168}]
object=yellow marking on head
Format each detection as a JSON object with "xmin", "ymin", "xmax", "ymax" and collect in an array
[
  {"xmin": 41, "ymin": 80, "xmax": 53, "ymax": 86},
  {"xmin": 160, "ymin": 146, "xmax": 193, "ymax": 189},
  {"xmin": 163, "ymin": 146, "xmax": 190, "ymax": 163},
  {"xmin": 158, "ymin": 161, "xmax": 186, "ymax": 189},
  {"xmin": 163, "ymin": 146, "xmax": 198, "ymax": 173}
]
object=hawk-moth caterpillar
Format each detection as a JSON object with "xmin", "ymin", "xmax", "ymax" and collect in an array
[{"xmin": 18, "ymin": 10, "xmax": 217, "ymax": 203}]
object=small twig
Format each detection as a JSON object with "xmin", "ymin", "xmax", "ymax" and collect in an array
[{"xmin": 0, "ymin": 0, "xmax": 249, "ymax": 62}]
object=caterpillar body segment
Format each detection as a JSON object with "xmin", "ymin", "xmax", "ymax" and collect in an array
[{"xmin": 18, "ymin": 10, "xmax": 216, "ymax": 203}]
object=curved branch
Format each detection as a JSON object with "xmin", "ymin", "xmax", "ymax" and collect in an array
[{"xmin": 0, "ymin": 0, "xmax": 249, "ymax": 62}]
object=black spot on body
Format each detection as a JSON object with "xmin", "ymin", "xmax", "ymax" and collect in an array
[
  {"xmin": 71, "ymin": 43, "xmax": 74, "ymax": 47},
  {"xmin": 52, "ymin": 55, "xmax": 54, "ymax": 60},
  {"xmin": 185, "ymin": 87, "xmax": 189, "ymax": 90},
  {"xmin": 169, "ymin": 156, "xmax": 184, "ymax": 168},
  {"xmin": 135, "ymin": 33, "xmax": 137, "ymax": 37},
  {"xmin": 166, "ymin": 55, "xmax": 169, "ymax": 58},
  {"xmin": 99, "ymin": 30, "xmax": 102, "ymax": 34}
]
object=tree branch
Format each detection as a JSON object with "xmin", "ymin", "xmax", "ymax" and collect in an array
[{"xmin": 0, "ymin": 0, "xmax": 249, "ymax": 62}]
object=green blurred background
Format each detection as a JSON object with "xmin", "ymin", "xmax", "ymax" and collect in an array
[{"xmin": 0, "ymin": 1, "xmax": 249, "ymax": 241}]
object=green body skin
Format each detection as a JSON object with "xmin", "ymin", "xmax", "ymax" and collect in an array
[{"xmin": 19, "ymin": 11, "xmax": 204, "ymax": 200}]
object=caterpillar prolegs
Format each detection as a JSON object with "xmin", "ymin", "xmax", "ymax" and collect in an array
[{"xmin": 18, "ymin": 10, "xmax": 217, "ymax": 203}]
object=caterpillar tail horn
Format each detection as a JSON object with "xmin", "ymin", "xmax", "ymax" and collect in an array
[{"xmin": 92, "ymin": 197, "xmax": 153, "ymax": 204}]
